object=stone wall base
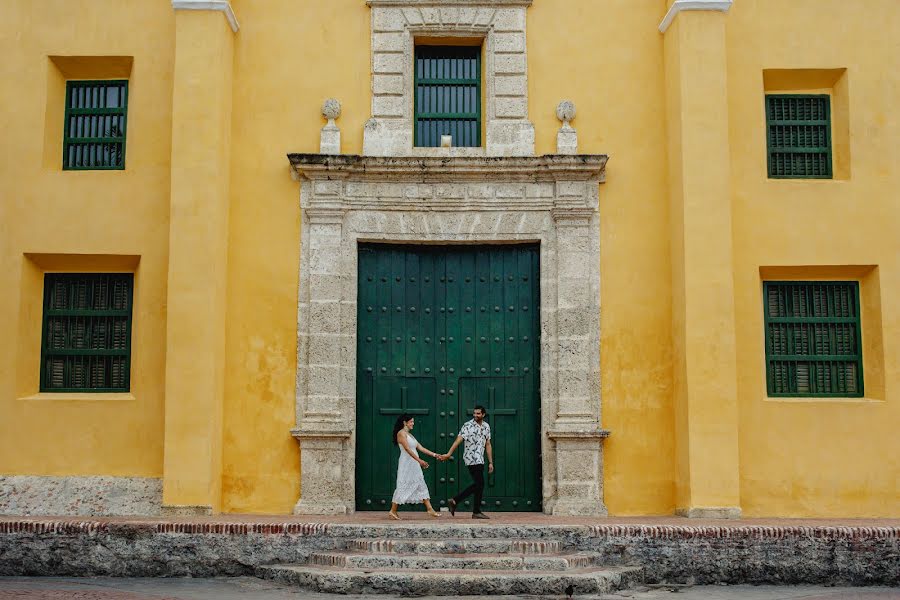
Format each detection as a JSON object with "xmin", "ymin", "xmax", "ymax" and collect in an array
[
  {"xmin": 1, "ymin": 519, "xmax": 897, "ymax": 585},
  {"xmin": 160, "ymin": 505, "xmax": 213, "ymax": 517},
  {"xmin": 292, "ymin": 500, "xmax": 349, "ymax": 516},
  {"xmin": 676, "ymin": 506, "xmax": 742, "ymax": 519},
  {"xmin": 0, "ymin": 476, "xmax": 162, "ymax": 517}
]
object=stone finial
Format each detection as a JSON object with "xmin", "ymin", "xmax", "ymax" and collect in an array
[
  {"xmin": 322, "ymin": 98, "xmax": 341, "ymax": 123},
  {"xmin": 556, "ymin": 100, "xmax": 578, "ymax": 155},
  {"xmin": 320, "ymin": 98, "xmax": 342, "ymax": 154},
  {"xmin": 556, "ymin": 100, "xmax": 576, "ymax": 128}
]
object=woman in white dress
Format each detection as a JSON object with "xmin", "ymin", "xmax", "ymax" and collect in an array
[{"xmin": 389, "ymin": 414, "xmax": 442, "ymax": 520}]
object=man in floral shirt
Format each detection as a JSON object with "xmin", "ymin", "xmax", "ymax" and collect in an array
[{"xmin": 442, "ymin": 405, "xmax": 493, "ymax": 519}]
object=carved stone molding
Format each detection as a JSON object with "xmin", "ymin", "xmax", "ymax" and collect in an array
[
  {"xmin": 290, "ymin": 153, "xmax": 607, "ymax": 516},
  {"xmin": 171, "ymin": 0, "xmax": 239, "ymax": 32},
  {"xmin": 658, "ymin": 0, "xmax": 733, "ymax": 33},
  {"xmin": 363, "ymin": 0, "xmax": 535, "ymax": 157}
]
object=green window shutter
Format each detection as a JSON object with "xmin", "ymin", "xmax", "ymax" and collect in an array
[
  {"xmin": 40, "ymin": 273, "xmax": 134, "ymax": 392},
  {"xmin": 414, "ymin": 46, "xmax": 481, "ymax": 148},
  {"xmin": 63, "ymin": 80, "xmax": 128, "ymax": 170},
  {"xmin": 765, "ymin": 94, "xmax": 832, "ymax": 179},
  {"xmin": 763, "ymin": 281, "xmax": 863, "ymax": 397}
]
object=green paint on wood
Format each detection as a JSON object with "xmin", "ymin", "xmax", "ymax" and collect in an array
[
  {"xmin": 356, "ymin": 244, "xmax": 541, "ymax": 511},
  {"xmin": 763, "ymin": 281, "xmax": 863, "ymax": 397},
  {"xmin": 414, "ymin": 46, "xmax": 481, "ymax": 148},
  {"xmin": 765, "ymin": 94, "xmax": 832, "ymax": 179},
  {"xmin": 40, "ymin": 273, "xmax": 134, "ymax": 392},
  {"xmin": 63, "ymin": 80, "xmax": 128, "ymax": 170}
]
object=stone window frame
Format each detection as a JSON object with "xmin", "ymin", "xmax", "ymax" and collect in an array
[{"xmin": 364, "ymin": 0, "xmax": 535, "ymax": 157}]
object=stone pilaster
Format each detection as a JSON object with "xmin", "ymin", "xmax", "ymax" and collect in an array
[
  {"xmin": 545, "ymin": 199, "xmax": 608, "ymax": 516},
  {"xmin": 293, "ymin": 203, "xmax": 354, "ymax": 515}
]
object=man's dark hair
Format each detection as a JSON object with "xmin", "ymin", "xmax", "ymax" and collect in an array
[{"xmin": 473, "ymin": 405, "xmax": 487, "ymax": 415}]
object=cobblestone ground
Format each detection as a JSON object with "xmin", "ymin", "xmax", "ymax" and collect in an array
[{"xmin": 0, "ymin": 578, "xmax": 898, "ymax": 600}]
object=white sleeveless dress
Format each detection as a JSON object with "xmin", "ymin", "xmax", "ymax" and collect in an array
[{"xmin": 391, "ymin": 433, "xmax": 431, "ymax": 505}]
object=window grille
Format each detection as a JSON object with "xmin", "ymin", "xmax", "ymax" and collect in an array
[
  {"xmin": 764, "ymin": 281, "xmax": 862, "ymax": 397},
  {"xmin": 414, "ymin": 46, "xmax": 481, "ymax": 147},
  {"xmin": 63, "ymin": 80, "xmax": 128, "ymax": 170},
  {"xmin": 766, "ymin": 94, "xmax": 832, "ymax": 179},
  {"xmin": 40, "ymin": 273, "xmax": 134, "ymax": 392}
]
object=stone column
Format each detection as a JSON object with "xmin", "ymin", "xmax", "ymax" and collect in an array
[
  {"xmin": 546, "ymin": 190, "xmax": 609, "ymax": 516},
  {"xmin": 161, "ymin": 2, "xmax": 238, "ymax": 515},
  {"xmin": 292, "ymin": 196, "xmax": 353, "ymax": 515},
  {"xmin": 662, "ymin": 0, "xmax": 741, "ymax": 518}
]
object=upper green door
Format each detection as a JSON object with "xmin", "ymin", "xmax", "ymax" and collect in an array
[{"xmin": 356, "ymin": 244, "xmax": 541, "ymax": 512}]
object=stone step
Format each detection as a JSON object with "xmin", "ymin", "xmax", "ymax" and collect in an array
[
  {"xmin": 347, "ymin": 538, "xmax": 562, "ymax": 554},
  {"xmin": 256, "ymin": 564, "xmax": 644, "ymax": 596},
  {"xmin": 308, "ymin": 551, "xmax": 595, "ymax": 571}
]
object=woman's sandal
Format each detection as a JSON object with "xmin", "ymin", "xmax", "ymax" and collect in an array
[
  {"xmin": 388, "ymin": 511, "xmax": 401, "ymax": 520},
  {"xmin": 428, "ymin": 511, "xmax": 441, "ymax": 518}
]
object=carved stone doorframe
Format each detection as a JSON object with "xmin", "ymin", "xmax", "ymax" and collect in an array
[{"xmin": 289, "ymin": 154, "xmax": 609, "ymax": 516}]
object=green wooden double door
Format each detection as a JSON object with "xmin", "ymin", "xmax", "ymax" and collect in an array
[{"xmin": 356, "ymin": 244, "xmax": 542, "ymax": 512}]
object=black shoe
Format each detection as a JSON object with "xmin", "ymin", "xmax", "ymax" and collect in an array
[
  {"xmin": 472, "ymin": 512, "xmax": 490, "ymax": 519},
  {"xmin": 447, "ymin": 498, "xmax": 457, "ymax": 516}
]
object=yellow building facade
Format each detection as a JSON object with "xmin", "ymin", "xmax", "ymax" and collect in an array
[{"xmin": 0, "ymin": 0, "xmax": 897, "ymax": 518}]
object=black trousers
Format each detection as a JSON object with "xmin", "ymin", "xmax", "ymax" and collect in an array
[{"xmin": 453, "ymin": 464, "xmax": 485, "ymax": 513}]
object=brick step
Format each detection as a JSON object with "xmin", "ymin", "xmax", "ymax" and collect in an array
[
  {"xmin": 256, "ymin": 564, "xmax": 644, "ymax": 596},
  {"xmin": 308, "ymin": 550, "xmax": 595, "ymax": 571},
  {"xmin": 347, "ymin": 538, "xmax": 562, "ymax": 554}
]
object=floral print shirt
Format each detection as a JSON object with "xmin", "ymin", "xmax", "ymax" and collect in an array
[{"xmin": 458, "ymin": 419, "xmax": 491, "ymax": 466}]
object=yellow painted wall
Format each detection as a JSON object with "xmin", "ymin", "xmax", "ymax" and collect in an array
[
  {"xmin": 162, "ymin": 8, "xmax": 235, "ymax": 512},
  {"xmin": 727, "ymin": 0, "xmax": 900, "ymax": 516},
  {"xmin": 217, "ymin": 0, "xmax": 678, "ymax": 515},
  {"xmin": 1, "ymin": 0, "xmax": 897, "ymax": 517},
  {"xmin": 221, "ymin": 0, "xmax": 371, "ymax": 513},
  {"xmin": 0, "ymin": 1, "xmax": 173, "ymax": 478},
  {"xmin": 530, "ymin": 0, "xmax": 676, "ymax": 515}
]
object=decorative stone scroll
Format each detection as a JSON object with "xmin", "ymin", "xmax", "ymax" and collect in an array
[
  {"xmin": 289, "ymin": 153, "xmax": 609, "ymax": 515},
  {"xmin": 364, "ymin": 0, "xmax": 535, "ymax": 157}
]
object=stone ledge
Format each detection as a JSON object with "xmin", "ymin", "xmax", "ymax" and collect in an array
[
  {"xmin": 288, "ymin": 154, "xmax": 608, "ymax": 183},
  {"xmin": 290, "ymin": 428, "xmax": 352, "ymax": 440},
  {"xmin": 3, "ymin": 518, "xmax": 898, "ymax": 540},
  {"xmin": 0, "ymin": 520, "xmax": 330, "ymax": 535},
  {"xmin": 590, "ymin": 524, "xmax": 900, "ymax": 540},
  {"xmin": 547, "ymin": 429, "xmax": 611, "ymax": 440}
]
